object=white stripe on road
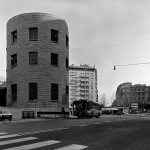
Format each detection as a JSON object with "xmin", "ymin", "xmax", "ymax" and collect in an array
[
  {"xmin": 104, "ymin": 121, "xmax": 112, "ymax": 123},
  {"xmin": 0, "ymin": 134, "xmax": 19, "ymax": 139},
  {"xmin": 79, "ymin": 124, "xmax": 88, "ymax": 127},
  {"xmin": 0, "ymin": 137, "xmax": 37, "ymax": 146},
  {"xmin": 54, "ymin": 144, "xmax": 88, "ymax": 150},
  {"xmin": 0, "ymin": 132, "xmax": 7, "ymax": 135},
  {"xmin": 19, "ymin": 128, "xmax": 69, "ymax": 136},
  {"xmin": 4, "ymin": 140, "xmax": 61, "ymax": 150},
  {"xmin": 93, "ymin": 122, "xmax": 101, "ymax": 124}
]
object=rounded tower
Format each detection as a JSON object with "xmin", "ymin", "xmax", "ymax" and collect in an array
[{"xmin": 7, "ymin": 12, "xmax": 69, "ymax": 117}]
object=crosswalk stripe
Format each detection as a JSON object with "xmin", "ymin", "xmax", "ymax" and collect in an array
[
  {"xmin": 54, "ymin": 144, "xmax": 88, "ymax": 150},
  {"xmin": 0, "ymin": 132, "xmax": 7, "ymax": 135},
  {"xmin": 94, "ymin": 122, "xmax": 101, "ymax": 124},
  {"xmin": 0, "ymin": 137, "xmax": 37, "ymax": 146},
  {"xmin": 3, "ymin": 140, "xmax": 61, "ymax": 150},
  {"xmin": 79, "ymin": 124, "xmax": 88, "ymax": 127},
  {"xmin": 0, "ymin": 134, "xmax": 19, "ymax": 139}
]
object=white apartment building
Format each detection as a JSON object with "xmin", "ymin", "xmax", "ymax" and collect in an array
[{"xmin": 69, "ymin": 64, "xmax": 98, "ymax": 107}]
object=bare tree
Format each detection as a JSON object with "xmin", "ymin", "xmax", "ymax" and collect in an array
[
  {"xmin": 109, "ymin": 93, "xmax": 116, "ymax": 106},
  {"xmin": 100, "ymin": 94, "xmax": 107, "ymax": 107}
]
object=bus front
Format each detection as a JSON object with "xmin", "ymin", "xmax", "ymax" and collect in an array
[{"xmin": 73, "ymin": 100, "xmax": 87, "ymax": 118}]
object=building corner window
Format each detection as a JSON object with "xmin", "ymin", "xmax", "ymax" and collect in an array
[
  {"xmin": 11, "ymin": 30, "xmax": 17, "ymax": 44},
  {"xmin": 11, "ymin": 54, "xmax": 17, "ymax": 68},
  {"xmin": 51, "ymin": 29, "xmax": 58, "ymax": 43},
  {"xmin": 51, "ymin": 83, "xmax": 58, "ymax": 101},
  {"xmin": 11, "ymin": 84, "xmax": 17, "ymax": 101}
]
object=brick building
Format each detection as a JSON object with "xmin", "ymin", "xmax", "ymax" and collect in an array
[{"xmin": 6, "ymin": 12, "xmax": 69, "ymax": 117}]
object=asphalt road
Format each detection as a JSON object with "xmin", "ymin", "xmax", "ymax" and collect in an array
[{"xmin": 0, "ymin": 114, "xmax": 150, "ymax": 150}]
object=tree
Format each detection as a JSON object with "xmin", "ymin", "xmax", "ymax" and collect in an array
[
  {"xmin": 109, "ymin": 93, "xmax": 116, "ymax": 106},
  {"xmin": 111, "ymin": 99, "xmax": 117, "ymax": 107},
  {"xmin": 100, "ymin": 94, "xmax": 107, "ymax": 107}
]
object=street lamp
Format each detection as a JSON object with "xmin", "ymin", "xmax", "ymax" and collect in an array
[
  {"xmin": 34, "ymin": 99, "xmax": 37, "ymax": 118},
  {"xmin": 113, "ymin": 66, "xmax": 116, "ymax": 70}
]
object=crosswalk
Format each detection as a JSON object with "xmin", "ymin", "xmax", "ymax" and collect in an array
[{"xmin": 0, "ymin": 132, "xmax": 88, "ymax": 150}]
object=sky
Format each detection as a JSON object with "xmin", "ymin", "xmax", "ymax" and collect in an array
[{"xmin": 1, "ymin": 0, "xmax": 150, "ymax": 105}]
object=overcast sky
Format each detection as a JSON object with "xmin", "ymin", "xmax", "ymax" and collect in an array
[{"xmin": 1, "ymin": 0, "xmax": 150, "ymax": 105}]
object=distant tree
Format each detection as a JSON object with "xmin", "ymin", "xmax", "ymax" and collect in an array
[
  {"xmin": 100, "ymin": 94, "xmax": 107, "ymax": 107},
  {"xmin": 109, "ymin": 93, "xmax": 116, "ymax": 106},
  {"xmin": 111, "ymin": 99, "xmax": 118, "ymax": 107}
]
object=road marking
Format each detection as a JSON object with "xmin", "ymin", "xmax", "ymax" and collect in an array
[
  {"xmin": 19, "ymin": 127, "xmax": 69, "ymax": 136},
  {"xmin": 0, "ymin": 132, "xmax": 7, "ymax": 135},
  {"xmin": 93, "ymin": 122, "xmax": 101, "ymax": 124},
  {"xmin": 54, "ymin": 127, "xmax": 69, "ymax": 130},
  {"xmin": 0, "ymin": 137, "xmax": 37, "ymax": 146},
  {"xmin": 79, "ymin": 124, "xmax": 88, "ymax": 127},
  {"xmin": 54, "ymin": 144, "xmax": 88, "ymax": 150},
  {"xmin": 3, "ymin": 140, "xmax": 61, "ymax": 150},
  {"xmin": 0, "ymin": 134, "xmax": 19, "ymax": 139},
  {"xmin": 104, "ymin": 121, "xmax": 112, "ymax": 123}
]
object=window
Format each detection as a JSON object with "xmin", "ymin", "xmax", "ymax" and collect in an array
[
  {"xmin": 51, "ymin": 53, "xmax": 58, "ymax": 66},
  {"xmin": 66, "ymin": 57, "xmax": 69, "ymax": 69},
  {"xmin": 29, "ymin": 52, "xmax": 38, "ymax": 65},
  {"xmin": 11, "ymin": 54, "xmax": 17, "ymax": 67},
  {"xmin": 11, "ymin": 84, "xmax": 17, "ymax": 101},
  {"xmin": 29, "ymin": 27, "xmax": 38, "ymax": 41},
  {"xmin": 51, "ymin": 29, "xmax": 58, "ymax": 43},
  {"xmin": 11, "ymin": 30, "xmax": 17, "ymax": 44},
  {"xmin": 66, "ymin": 85, "xmax": 69, "ymax": 95},
  {"xmin": 66, "ymin": 35, "xmax": 69, "ymax": 48},
  {"xmin": 29, "ymin": 83, "xmax": 38, "ymax": 100},
  {"xmin": 51, "ymin": 83, "xmax": 58, "ymax": 101}
]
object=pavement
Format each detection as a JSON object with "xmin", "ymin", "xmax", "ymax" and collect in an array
[
  {"xmin": 0, "ymin": 115, "xmax": 78, "ymax": 124},
  {"xmin": 1, "ymin": 113, "xmax": 149, "ymax": 124}
]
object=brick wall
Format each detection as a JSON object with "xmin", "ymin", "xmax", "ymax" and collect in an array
[{"xmin": 6, "ymin": 13, "xmax": 69, "ymax": 114}]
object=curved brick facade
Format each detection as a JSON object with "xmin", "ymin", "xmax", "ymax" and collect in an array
[{"xmin": 6, "ymin": 13, "xmax": 69, "ymax": 117}]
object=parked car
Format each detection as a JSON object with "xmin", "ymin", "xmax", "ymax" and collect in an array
[{"xmin": 0, "ymin": 110, "xmax": 12, "ymax": 121}]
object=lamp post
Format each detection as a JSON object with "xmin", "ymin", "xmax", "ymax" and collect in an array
[
  {"xmin": 34, "ymin": 99, "xmax": 37, "ymax": 118},
  {"xmin": 84, "ymin": 64, "xmax": 86, "ymax": 101}
]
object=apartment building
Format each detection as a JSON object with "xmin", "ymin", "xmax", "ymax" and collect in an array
[
  {"xmin": 116, "ymin": 82, "xmax": 150, "ymax": 109},
  {"xmin": 69, "ymin": 64, "xmax": 98, "ymax": 107},
  {"xmin": 6, "ymin": 12, "xmax": 69, "ymax": 117}
]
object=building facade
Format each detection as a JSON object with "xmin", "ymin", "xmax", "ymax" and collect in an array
[
  {"xmin": 116, "ymin": 82, "xmax": 150, "ymax": 110},
  {"xmin": 116, "ymin": 82, "xmax": 132, "ymax": 107},
  {"xmin": 69, "ymin": 64, "xmax": 98, "ymax": 107},
  {"xmin": 6, "ymin": 12, "xmax": 69, "ymax": 117}
]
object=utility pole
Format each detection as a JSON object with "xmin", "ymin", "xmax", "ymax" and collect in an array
[{"xmin": 84, "ymin": 64, "xmax": 86, "ymax": 101}]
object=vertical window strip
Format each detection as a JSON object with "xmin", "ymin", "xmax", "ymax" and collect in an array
[
  {"xmin": 11, "ymin": 54, "xmax": 17, "ymax": 67},
  {"xmin": 29, "ymin": 83, "xmax": 38, "ymax": 100},
  {"xmin": 29, "ymin": 28, "xmax": 38, "ymax": 41},
  {"xmin": 12, "ymin": 30, "xmax": 17, "ymax": 44},
  {"xmin": 51, "ymin": 53, "xmax": 58, "ymax": 66},
  {"xmin": 51, "ymin": 29, "xmax": 58, "ymax": 43},
  {"xmin": 29, "ymin": 52, "xmax": 38, "ymax": 65},
  {"xmin": 51, "ymin": 83, "xmax": 58, "ymax": 101},
  {"xmin": 11, "ymin": 84, "xmax": 17, "ymax": 101}
]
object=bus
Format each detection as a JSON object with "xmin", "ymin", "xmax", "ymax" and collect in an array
[{"xmin": 73, "ymin": 100, "xmax": 101, "ymax": 118}]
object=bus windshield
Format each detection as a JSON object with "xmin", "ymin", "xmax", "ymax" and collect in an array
[{"xmin": 73, "ymin": 102, "xmax": 86, "ymax": 111}]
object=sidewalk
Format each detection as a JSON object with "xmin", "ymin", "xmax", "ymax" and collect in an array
[{"xmin": 0, "ymin": 115, "xmax": 78, "ymax": 124}]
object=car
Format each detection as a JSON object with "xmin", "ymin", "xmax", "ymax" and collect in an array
[{"xmin": 0, "ymin": 110, "xmax": 12, "ymax": 121}]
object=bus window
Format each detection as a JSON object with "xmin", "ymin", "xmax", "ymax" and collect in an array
[
  {"xmin": 73, "ymin": 102, "xmax": 86, "ymax": 111},
  {"xmin": 87, "ymin": 103, "xmax": 91, "ymax": 110}
]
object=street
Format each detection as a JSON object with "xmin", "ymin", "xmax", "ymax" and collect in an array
[{"xmin": 0, "ymin": 114, "xmax": 150, "ymax": 150}]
